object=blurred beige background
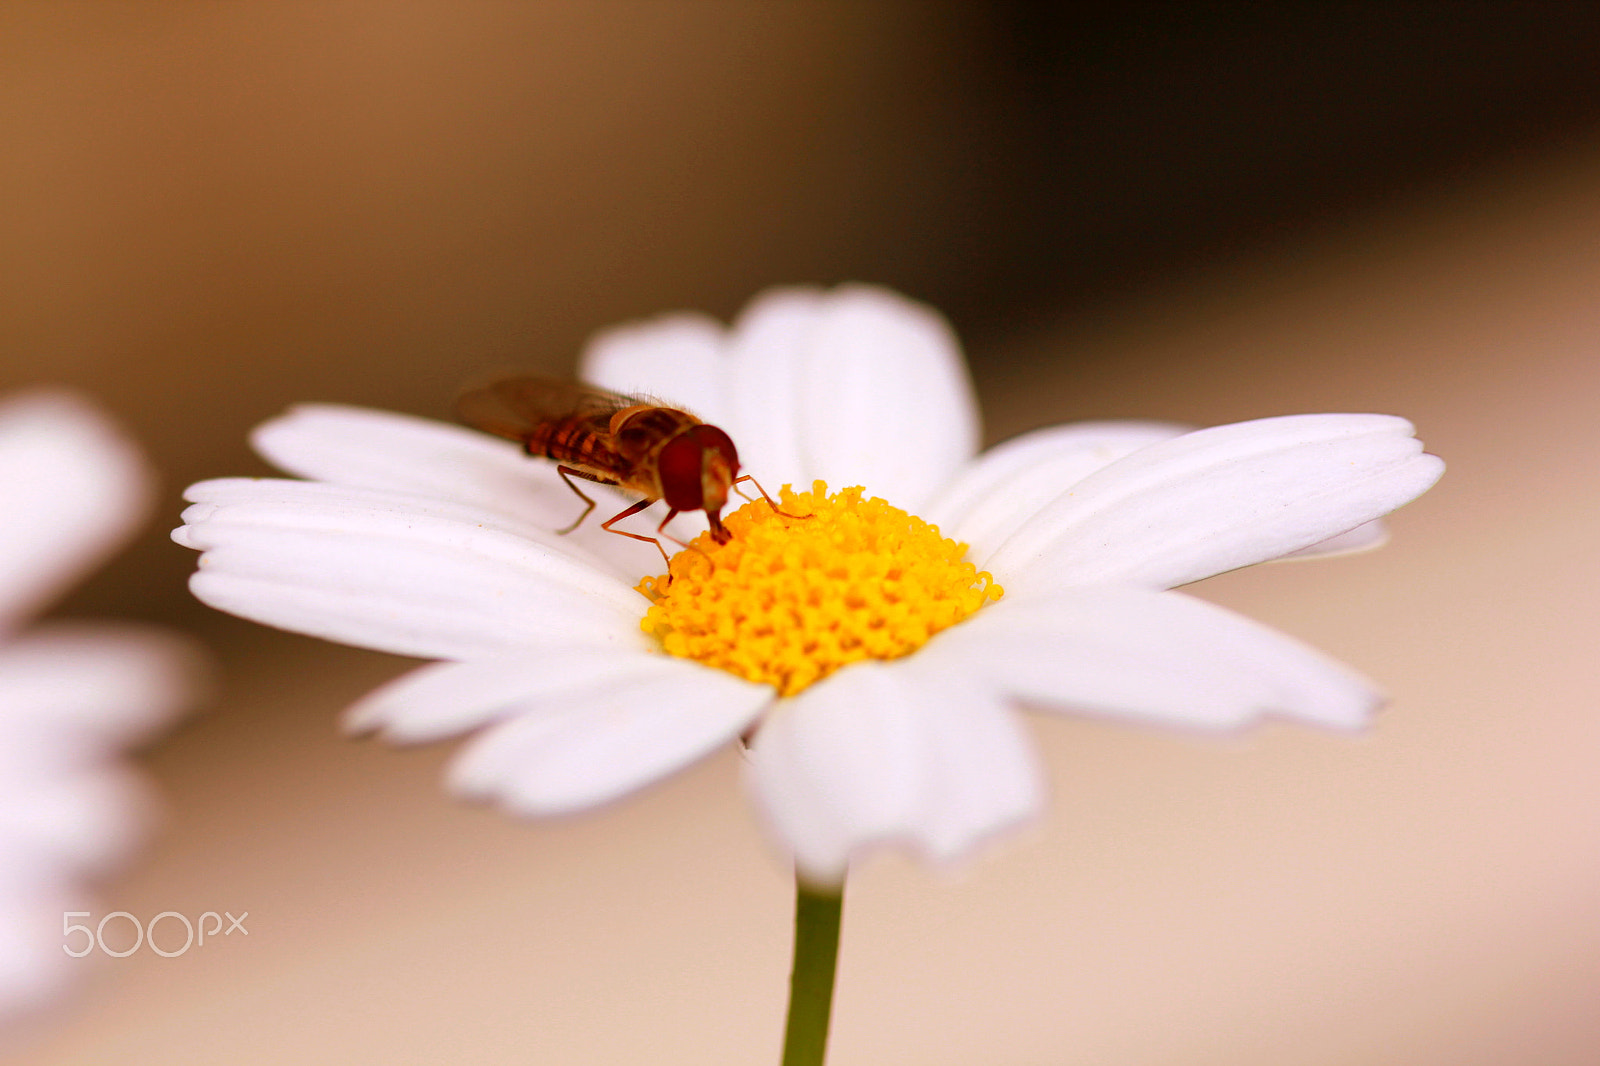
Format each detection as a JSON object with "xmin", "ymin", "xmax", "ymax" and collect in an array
[{"xmin": 4, "ymin": 4, "xmax": 1599, "ymax": 1064}]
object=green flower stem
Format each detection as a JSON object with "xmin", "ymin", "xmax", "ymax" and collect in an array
[{"xmin": 781, "ymin": 879, "xmax": 844, "ymax": 1066}]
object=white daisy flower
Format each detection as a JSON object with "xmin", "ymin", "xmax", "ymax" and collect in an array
[
  {"xmin": 173, "ymin": 285, "xmax": 1443, "ymax": 886},
  {"xmin": 0, "ymin": 392, "xmax": 196, "ymax": 1024}
]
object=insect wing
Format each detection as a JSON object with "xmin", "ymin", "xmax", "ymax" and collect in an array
[{"xmin": 454, "ymin": 376, "xmax": 634, "ymax": 444}]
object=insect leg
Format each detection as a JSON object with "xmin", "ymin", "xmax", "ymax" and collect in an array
[
  {"xmin": 598, "ymin": 505, "xmax": 718, "ymax": 583},
  {"xmin": 732, "ymin": 475, "xmax": 811, "ymax": 520},
  {"xmin": 554, "ymin": 465, "xmax": 617, "ymax": 535},
  {"xmin": 601, "ymin": 502, "xmax": 679, "ymax": 571}
]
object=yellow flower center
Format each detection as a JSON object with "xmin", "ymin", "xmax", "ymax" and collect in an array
[{"xmin": 636, "ymin": 480, "xmax": 1002, "ymax": 697}]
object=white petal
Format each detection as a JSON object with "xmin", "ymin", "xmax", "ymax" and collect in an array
[
  {"xmin": 247, "ymin": 404, "xmax": 652, "ymax": 576},
  {"xmin": 178, "ymin": 480, "xmax": 641, "ymax": 660},
  {"xmin": 0, "ymin": 391, "xmax": 150, "ymax": 631},
  {"xmin": 344, "ymin": 647, "xmax": 666, "ymax": 744},
  {"xmin": 178, "ymin": 476, "xmax": 601, "ymax": 564},
  {"xmin": 446, "ymin": 657, "xmax": 771, "ymax": 815},
  {"xmin": 746, "ymin": 659, "xmax": 1044, "ymax": 887},
  {"xmin": 938, "ymin": 587, "xmax": 1381, "ymax": 730},
  {"xmin": 794, "ymin": 286, "xmax": 980, "ymax": 508},
  {"xmin": 0, "ymin": 887, "xmax": 75, "ymax": 1019},
  {"xmin": 0, "ymin": 766, "xmax": 157, "ymax": 882},
  {"xmin": 580, "ymin": 312, "xmax": 732, "ymax": 427},
  {"xmin": 0, "ymin": 625, "xmax": 192, "ymax": 897},
  {"xmin": 0, "ymin": 625, "xmax": 198, "ymax": 758},
  {"xmin": 727, "ymin": 286, "xmax": 980, "ymax": 507},
  {"xmin": 988, "ymin": 414, "xmax": 1445, "ymax": 593},
  {"xmin": 1276, "ymin": 518, "xmax": 1388, "ymax": 560},
  {"xmin": 924, "ymin": 421, "xmax": 1190, "ymax": 566},
  {"xmin": 253, "ymin": 403, "xmax": 542, "ymax": 502},
  {"xmin": 721, "ymin": 288, "xmax": 827, "ymax": 491}
]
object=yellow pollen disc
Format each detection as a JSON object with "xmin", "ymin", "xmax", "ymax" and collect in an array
[{"xmin": 636, "ymin": 480, "xmax": 1003, "ymax": 697}]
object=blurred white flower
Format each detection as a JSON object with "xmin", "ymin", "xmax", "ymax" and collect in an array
[
  {"xmin": 174, "ymin": 285, "xmax": 1442, "ymax": 885},
  {"xmin": 0, "ymin": 392, "xmax": 195, "ymax": 1024}
]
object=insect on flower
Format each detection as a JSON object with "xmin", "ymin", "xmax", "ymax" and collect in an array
[{"xmin": 456, "ymin": 376, "xmax": 789, "ymax": 567}]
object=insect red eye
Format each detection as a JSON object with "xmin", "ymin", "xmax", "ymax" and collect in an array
[
  {"xmin": 689, "ymin": 424, "xmax": 738, "ymax": 471},
  {"xmin": 657, "ymin": 435, "xmax": 705, "ymax": 510}
]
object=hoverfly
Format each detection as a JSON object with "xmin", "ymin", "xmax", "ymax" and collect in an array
[{"xmin": 456, "ymin": 376, "xmax": 786, "ymax": 567}]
